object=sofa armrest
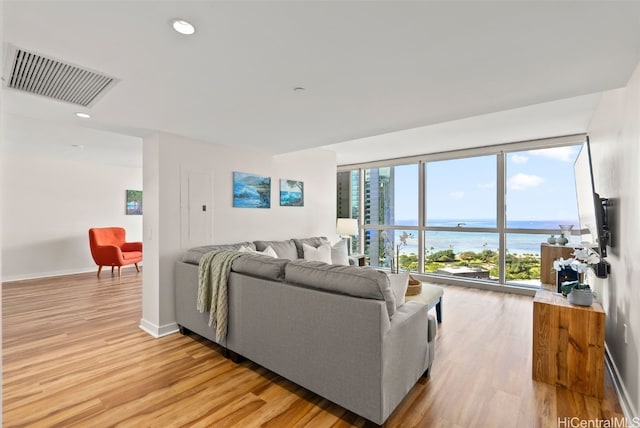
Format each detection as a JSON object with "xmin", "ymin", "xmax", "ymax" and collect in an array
[
  {"xmin": 121, "ymin": 241, "xmax": 142, "ymax": 252},
  {"xmin": 92, "ymin": 244, "xmax": 123, "ymax": 263}
]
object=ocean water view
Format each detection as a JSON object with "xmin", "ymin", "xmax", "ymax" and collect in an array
[{"xmin": 377, "ymin": 219, "xmax": 581, "ymax": 256}]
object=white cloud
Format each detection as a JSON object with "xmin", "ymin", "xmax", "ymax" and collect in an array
[
  {"xmin": 529, "ymin": 146, "xmax": 578, "ymax": 163},
  {"xmin": 449, "ymin": 191, "xmax": 465, "ymax": 199},
  {"xmin": 511, "ymin": 154, "xmax": 528, "ymax": 164},
  {"xmin": 508, "ymin": 173, "xmax": 544, "ymax": 190}
]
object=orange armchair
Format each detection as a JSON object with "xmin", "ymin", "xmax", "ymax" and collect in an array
[{"xmin": 89, "ymin": 227, "xmax": 142, "ymax": 277}]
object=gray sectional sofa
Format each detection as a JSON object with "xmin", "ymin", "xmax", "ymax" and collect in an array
[{"xmin": 174, "ymin": 237, "xmax": 436, "ymax": 425}]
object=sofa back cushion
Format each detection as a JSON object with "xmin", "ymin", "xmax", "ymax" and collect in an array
[
  {"xmin": 182, "ymin": 242, "xmax": 256, "ymax": 265},
  {"xmin": 285, "ymin": 259, "xmax": 396, "ymax": 319},
  {"xmin": 254, "ymin": 239, "xmax": 298, "ymax": 260},
  {"xmin": 232, "ymin": 254, "xmax": 289, "ymax": 281}
]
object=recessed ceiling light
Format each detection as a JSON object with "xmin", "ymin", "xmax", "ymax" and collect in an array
[
  {"xmin": 172, "ymin": 19, "xmax": 195, "ymax": 35},
  {"xmin": 71, "ymin": 144, "xmax": 85, "ymax": 149},
  {"xmin": 75, "ymin": 112, "xmax": 91, "ymax": 119}
]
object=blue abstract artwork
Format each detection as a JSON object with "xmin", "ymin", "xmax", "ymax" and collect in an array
[
  {"xmin": 233, "ymin": 172, "xmax": 271, "ymax": 208},
  {"xmin": 280, "ymin": 179, "xmax": 304, "ymax": 207}
]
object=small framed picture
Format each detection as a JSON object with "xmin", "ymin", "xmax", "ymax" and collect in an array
[
  {"xmin": 126, "ymin": 190, "xmax": 143, "ymax": 215},
  {"xmin": 280, "ymin": 179, "xmax": 304, "ymax": 207}
]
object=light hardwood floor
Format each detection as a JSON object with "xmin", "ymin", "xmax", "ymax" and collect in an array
[{"xmin": 2, "ymin": 270, "xmax": 625, "ymax": 427}]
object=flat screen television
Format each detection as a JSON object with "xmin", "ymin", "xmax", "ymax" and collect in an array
[{"xmin": 573, "ymin": 136, "xmax": 609, "ymax": 258}]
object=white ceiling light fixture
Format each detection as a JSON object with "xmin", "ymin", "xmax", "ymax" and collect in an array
[
  {"xmin": 75, "ymin": 112, "xmax": 91, "ymax": 119},
  {"xmin": 172, "ymin": 19, "xmax": 195, "ymax": 35}
]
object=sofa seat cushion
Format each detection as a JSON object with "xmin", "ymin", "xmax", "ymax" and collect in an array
[
  {"xmin": 285, "ymin": 259, "xmax": 396, "ymax": 319},
  {"xmin": 182, "ymin": 242, "xmax": 256, "ymax": 265},
  {"xmin": 122, "ymin": 251, "xmax": 142, "ymax": 260},
  {"xmin": 254, "ymin": 239, "xmax": 298, "ymax": 260},
  {"xmin": 232, "ymin": 254, "xmax": 289, "ymax": 281}
]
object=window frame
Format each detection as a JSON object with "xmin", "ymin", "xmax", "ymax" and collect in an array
[{"xmin": 338, "ymin": 134, "xmax": 586, "ymax": 290}]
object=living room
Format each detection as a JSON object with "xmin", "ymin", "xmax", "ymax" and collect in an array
[{"xmin": 2, "ymin": 1, "xmax": 640, "ymax": 426}]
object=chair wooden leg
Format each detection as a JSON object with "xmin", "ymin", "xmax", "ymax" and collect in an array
[
  {"xmin": 111, "ymin": 266, "xmax": 115, "ymax": 274},
  {"xmin": 97, "ymin": 265, "xmax": 103, "ymax": 277},
  {"xmin": 134, "ymin": 263, "xmax": 140, "ymax": 273},
  {"xmin": 117, "ymin": 266, "xmax": 122, "ymax": 277}
]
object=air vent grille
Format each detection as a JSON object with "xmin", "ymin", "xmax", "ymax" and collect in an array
[{"xmin": 7, "ymin": 48, "xmax": 116, "ymax": 107}]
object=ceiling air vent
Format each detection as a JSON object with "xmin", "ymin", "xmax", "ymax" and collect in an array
[{"xmin": 5, "ymin": 47, "xmax": 118, "ymax": 107}]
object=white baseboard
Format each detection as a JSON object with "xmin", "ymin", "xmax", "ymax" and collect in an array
[
  {"xmin": 605, "ymin": 343, "xmax": 638, "ymax": 421},
  {"xmin": 2, "ymin": 266, "xmax": 97, "ymax": 282},
  {"xmin": 2, "ymin": 263, "xmax": 144, "ymax": 283},
  {"xmin": 139, "ymin": 318, "xmax": 179, "ymax": 338}
]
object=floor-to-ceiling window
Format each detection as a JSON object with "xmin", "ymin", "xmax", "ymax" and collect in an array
[
  {"xmin": 504, "ymin": 146, "xmax": 580, "ymax": 285},
  {"xmin": 337, "ymin": 169, "xmax": 360, "ymax": 254},
  {"xmin": 337, "ymin": 135, "xmax": 585, "ymax": 288},
  {"xmin": 425, "ymin": 155, "xmax": 499, "ymax": 280},
  {"xmin": 362, "ymin": 164, "xmax": 418, "ymax": 270}
]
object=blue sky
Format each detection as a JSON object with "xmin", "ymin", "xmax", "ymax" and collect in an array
[{"xmin": 392, "ymin": 145, "xmax": 583, "ymax": 223}]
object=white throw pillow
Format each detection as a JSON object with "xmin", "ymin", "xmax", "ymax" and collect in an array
[
  {"xmin": 331, "ymin": 239, "xmax": 349, "ymax": 266},
  {"xmin": 262, "ymin": 245, "xmax": 278, "ymax": 258},
  {"xmin": 387, "ymin": 272, "xmax": 409, "ymax": 308},
  {"xmin": 238, "ymin": 245, "xmax": 278, "ymax": 258},
  {"xmin": 303, "ymin": 242, "xmax": 332, "ymax": 264}
]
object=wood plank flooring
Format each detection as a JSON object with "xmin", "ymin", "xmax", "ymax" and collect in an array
[{"xmin": 2, "ymin": 270, "xmax": 625, "ymax": 427}]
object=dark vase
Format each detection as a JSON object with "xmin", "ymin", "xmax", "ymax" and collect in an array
[{"xmin": 556, "ymin": 267, "xmax": 579, "ymax": 294}]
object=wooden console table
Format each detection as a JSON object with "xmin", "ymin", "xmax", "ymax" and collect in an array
[{"xmin": 532, "ymin": 289, "xmax": 605, "ymax": 398}]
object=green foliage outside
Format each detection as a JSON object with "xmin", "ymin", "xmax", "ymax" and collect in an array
[
  {"xmin": 393, "ymin": 249, "xmax": 541, "ymax": 281},
  {"xmin": 427, "ymin": 249, "xmax": 456, "ymax": 262},
  {"xmin": 504, "ymin": 253, "xmax": 541, "ymax": 280}
]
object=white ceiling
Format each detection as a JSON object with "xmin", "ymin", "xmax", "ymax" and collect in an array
[{"xmin": 2, "ymin": 1, "xmax": 639, "ymax": 166}]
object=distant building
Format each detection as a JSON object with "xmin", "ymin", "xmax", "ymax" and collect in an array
[
  {"xmin": 337, "ymin": 171, "xmax": 361, "ymax": 253},
  {"xmin": 364, "ymin": 168, "xmax": 394, "ymax": 267},
  {"xmin": 338, "ymin": 168, "xmax": 396, "ymax": 263}
]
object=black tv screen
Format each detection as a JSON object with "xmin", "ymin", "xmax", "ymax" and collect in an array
[{"xmin": 573, "ymin": 137, "xmax": 608, "ymax": 257}]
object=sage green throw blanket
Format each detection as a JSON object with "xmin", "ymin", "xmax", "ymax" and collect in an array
[{"xmin": 197, "ymin": 249, "xmax": 243, "ymax": 342}]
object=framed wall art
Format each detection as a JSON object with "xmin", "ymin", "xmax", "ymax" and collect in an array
[
  {"xmin": 233, "ymin": 172, "xmax": 271, "ymax": 208},
  {"xmin": 126, "ymin": 190, "xmax": 143, "ymax": 215},
  {"xmin": 280, "ymin": 179, "xmax": 304, "ymax": 207}
]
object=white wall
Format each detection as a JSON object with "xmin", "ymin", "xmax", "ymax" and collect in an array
[
  {"xmin": 140, "ymin": 132, "xmax": 337, "ymax": 336},
  {"xmin": 1, "ymin": 153, "xmax": 143, "ymax": 281},
  {"xmin": 588, "ymin": 62, "xmax": 640, "ymax": 417}
]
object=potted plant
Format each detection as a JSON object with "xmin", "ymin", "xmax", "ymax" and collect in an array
[
  {"xmin": 552, "ymin": 247, "xmax": 600, "ymax": 306},
  {"xmin": 559, "ymin": 280, "xmax": 594, "ymax": 306}
]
